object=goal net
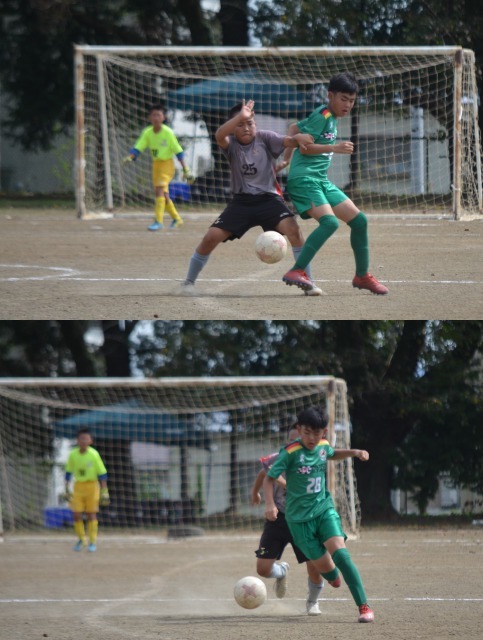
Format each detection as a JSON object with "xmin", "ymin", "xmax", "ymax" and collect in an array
[
  {"xmin": 75, "ymin": 46, "xmax": 482, "ymax": 220},
  {"xmin": 0, "ymin": 376, "xmax": 360, "ymax": 537}
]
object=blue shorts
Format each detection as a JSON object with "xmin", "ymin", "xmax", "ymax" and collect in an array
[{"xmin": 287, "ymin": 176, "xmax": 347, "ymax": 218}]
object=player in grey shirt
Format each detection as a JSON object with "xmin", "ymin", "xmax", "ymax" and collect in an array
[{"xmin": 183, "ymin": 99, "xmax": 323, "ymax": 295}]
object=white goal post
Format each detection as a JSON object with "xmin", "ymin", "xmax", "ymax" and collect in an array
[
  {"xmin": 74, "ymin": 45, "xmax": 482, "ymax": 220},
  {"xmin": 0, "ymin": 376, "xmax": 360, "ymax": 536}
]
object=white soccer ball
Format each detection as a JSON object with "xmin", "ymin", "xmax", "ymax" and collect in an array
[
  {"xmin": 234, "ymin": 576, "xmax": 267, "ymax": 609},
  {"xmin": 255, "ymin": 230, "xmax": 288, "ymax": 264}
]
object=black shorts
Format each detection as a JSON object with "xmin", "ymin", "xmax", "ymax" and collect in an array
[
  {"xmin": 211, "ymin": 193, "xmax": 294, "ymax": 241},
  {"xmin": 254, "ymin": 511, "xmax": 309, "ymax": 564}
]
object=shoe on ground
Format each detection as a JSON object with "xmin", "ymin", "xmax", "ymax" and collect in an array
[
  {"xmin": 352, "ymin": 273, "xmax": 388, "ymax": 295},
  {"xmin": 180, "ymin": 281, "xmax": 196, "ymax": 295},
  {"xmin": 328, "ymin": 574, "xmax": 342, "ymax": 588},
  {"xmin": 148, "ymin": 221, "xmax": 163, "ymax": 231},
  {"xmin": 358, "ymin": 603, "xmax": 375, "ymax": 623},
  {"xmin": 88, "ymin": 543, "xmax": 97, "ymax": 552},
  {"xmin": 169, "ymin": 218, "xmax": 183, "ymax": 228},
  {"xmin": 283, "ymin": 269, "xmax": 313, "ymax": 291},
  {"xmin": 73, "ymin": 539, "xmax": 86, "ymax": 552},
  {"xmin": 306, "ymin": 601, "xmax": 321, "ymax": 616},
  {"xmin": 274, "ymin": 561, "xmax": 289, "ymax": 598},
  {"xmin": 304, "ymin": 282, "xmax": 325, "ymax": 296}
]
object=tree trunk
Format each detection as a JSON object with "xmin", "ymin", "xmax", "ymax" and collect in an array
[{"xmin": 219, "ymin": 0, "xmax": 249, "ymax": 45}]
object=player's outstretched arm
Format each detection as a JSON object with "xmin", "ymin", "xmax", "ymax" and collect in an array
[{"xmin": 332, "ymin": 449, "xmax": 369, "ymax": 461}]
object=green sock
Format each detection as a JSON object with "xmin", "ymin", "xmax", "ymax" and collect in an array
[
  {"xmin": 348, "ymin": 212, "xmax": 369, "ymax": 277},
  {"xmin": 322, "ymin": 567, "xmax": 340, "ymax": 582},
  {"xmin": 294, "ymin": 215, "xmax": 339, "ymax": 270},
  {"xmin": 332, "ymin": 547, "xmax": 367, "ymax": 606}
]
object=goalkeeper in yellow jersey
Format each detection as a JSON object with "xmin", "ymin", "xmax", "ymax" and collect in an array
[
  {"xmin": 123, "ymin": 104, "xmax": 194, "ymax": 231},
  {"xmin": 63, "ymin": 429, "xmax": 109, "ymax": 552}
]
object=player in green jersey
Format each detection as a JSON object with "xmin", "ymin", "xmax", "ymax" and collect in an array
[
  {"xmin": 123, "ymin": 104, "xmax": 194, "ymax": 231},
  {"xmin": 281, "ymin": 73, "xmax": 389, "ymax": 295},
  {"xmin": 64, "ymin": 429, "xmax": 110, "ymax": 552},
  {"xmin": 251, "ymin": 424, "xmax": 340, "ymax": 615},
  {"xmin": 264, "ymin": 406, "xmax": 374, "ymax": 623}
]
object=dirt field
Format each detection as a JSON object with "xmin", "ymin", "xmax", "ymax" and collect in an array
[
  {"xmin": 0, "ymin": 210, "xmax": 482, "ymax": 319},
  {"xmin": 1, "ymin": 526, "xmax": 481, "ymax": 640}
]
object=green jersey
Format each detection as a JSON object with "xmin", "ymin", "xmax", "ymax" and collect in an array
[
  {"xmin": 267, "ymin": 437, "xmax": 335, "ymax": 523},
  {"xmin": 134, "ymin": 124, "xmax": 183, "ymax": 161},
  {"xmin": 65, "ymin": 446, "xmax": 107, "ymax": 482},
  {"xmin": 288, "ymin": 106, "xmax": 338, "ymax": 179}
]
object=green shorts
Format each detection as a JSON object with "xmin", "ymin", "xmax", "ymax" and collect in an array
[
  {"xmin": 287, "ymin": 507, "xmax": 347, "ymax": 560},
  {"xmin": 287, "ymin": 176, "xmax": 348, "ymax": 219}
]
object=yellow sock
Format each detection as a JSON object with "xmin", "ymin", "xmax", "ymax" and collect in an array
[
  {"xmin": 154, "ymin": 197, "xmax": 166, "ymax": 223},
  {"xmin": 87, "ymin": 520, "xmax": 98, "ymax": 544},
  {"xmin": 74, "ymin": 521, "xmax": 86, "ymax": 542},
  {"xmin": 165, "ymin": 199, "xmax": 182, "ymax": 222}
]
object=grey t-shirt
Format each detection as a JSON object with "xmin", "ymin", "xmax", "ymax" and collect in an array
[
  {"xmin": 223, "ymin": 130, "xmax": 286, "ymax": 195},
  {"xmin": 260, "ymin": 451, "xmax": 286, "ymax": 512}
]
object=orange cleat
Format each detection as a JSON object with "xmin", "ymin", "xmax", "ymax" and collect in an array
[
  {"xmin": 358, "ymin": 603, "xmax": 375, "ymax": 623},
  {"xmin": 283, "ymin": 268, "xmax": 313, "ymax": 291},
  {"xmin": 352, "ymin": 273, "xmax": 389, "ymax": 295}
]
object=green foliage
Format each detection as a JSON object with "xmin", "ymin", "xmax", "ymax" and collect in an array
[{"xmin": 0, "ymin": 1, "xmax": 215, "ymax": 151}]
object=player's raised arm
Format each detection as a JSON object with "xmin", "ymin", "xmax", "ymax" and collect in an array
[{"xmin": 215, "ymin": 99, "xmax": 255, "ymax": 149}]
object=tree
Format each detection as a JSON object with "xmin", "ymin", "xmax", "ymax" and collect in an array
[
  {"xmin": 0, "ymin": 320, "xmax": 100, "ymax": 376},
  {"xmin": 219, "ymin": 0, "xmax": 249, "ymax": 45},
  {"xmin": 0, "ymin": 1, "xmax": 216, "ymax": 151},
  {"xmin": 251, "ymin": 0, "xmax": 483, "ymax": 123}
]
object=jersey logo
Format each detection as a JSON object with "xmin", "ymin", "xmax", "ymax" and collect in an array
[
  {"xmin": 319, "ymin": 449, "xmax": 327, "ymax": 461},
  {"xmin": 297, "ymin": 465, "xmax": 312, "ymax": 475}
]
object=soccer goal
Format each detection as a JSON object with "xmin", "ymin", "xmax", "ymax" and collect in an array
[
  {"xmin": 74, "ymin": 45, "xmax": 482, "ymax": 220},
  {"xmin": 0, "ymin": 376, "xmax": 360, "ymax": 536}
]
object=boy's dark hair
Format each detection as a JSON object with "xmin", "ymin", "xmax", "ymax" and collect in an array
[
  {"xmin": 150, "ymin": 104, "xmax": 165, "ymax": 114},
  {"xmin": 77, "ymin": 428, "xmax": 92, "ymax": 437},
  {"xmin": 328, "ymin": 72, "xmax": 358, "ymax": 95},
  {"xmin": 229, "ymin": 103, "xmax": 243, "ymax": 119},
  {"xmin": 296, "ymin": 406, "xmax": 329, "ymax": 430},
  {"xmin": 229, "ymin": 102, "xmax": 255, "ymax": 119}
]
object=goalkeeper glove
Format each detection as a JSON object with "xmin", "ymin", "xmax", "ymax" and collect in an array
[
  {"xmin": 182, "ymin": 167, "xmax": 195, "ymax": 184},
  {"xmin": 100, "ymin": 488, "xmax": 110, "ymax": 506},
  {"xmin": 122, "ymin": 155, "xmax": 134, "ymax": 165},
  {"xmin": 59, "ymin": 489, "xmax": 72, "ymax": 503}
]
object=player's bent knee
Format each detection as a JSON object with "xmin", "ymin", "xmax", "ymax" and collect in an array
[
  {"xmin": 348, "ymin": 211, "xmax": 367, "ymax": 230},
  {"xmin": 320, "ymin": 215, "xmax": 340, "ymax": 232}
]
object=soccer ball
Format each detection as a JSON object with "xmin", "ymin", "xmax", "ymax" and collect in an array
[
  {"xmin": 234, "ymin": 576, "xmax": 267, "ymax": 609},
  {"xmin": 255, "ymin": 231, "xmax": 288, "ymax": 264}
]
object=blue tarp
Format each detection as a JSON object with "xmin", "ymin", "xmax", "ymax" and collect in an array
[
  {"xmin": 167, "ymin": 70, "xmax": 318, "ymax": 118},
  {"xmin": 54, "ymin": 399, "xmax": 211, "ymax": 448}
]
